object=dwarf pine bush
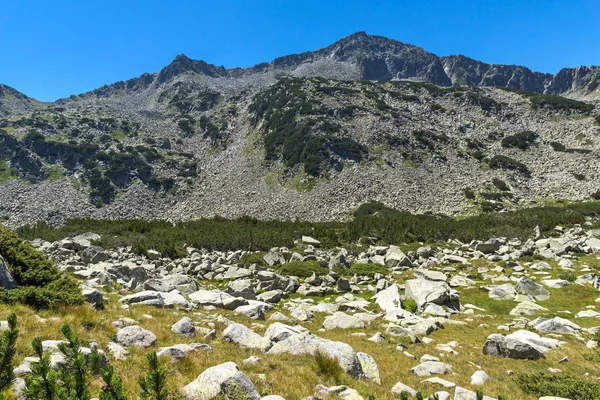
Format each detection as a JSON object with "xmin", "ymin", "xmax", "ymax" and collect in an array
[{"xmin": 138, "ymin": 352, "xmax": 170, "ymax": 400}]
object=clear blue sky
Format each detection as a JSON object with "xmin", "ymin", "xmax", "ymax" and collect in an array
[{"xmin": 1, "ymin": 0, "xmax": 599, "ymax": 101}]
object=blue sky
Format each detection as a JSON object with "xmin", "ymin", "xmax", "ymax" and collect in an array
[{"xmin": 1, "ymin": 0, "xmax": 599, "ymax": 101}]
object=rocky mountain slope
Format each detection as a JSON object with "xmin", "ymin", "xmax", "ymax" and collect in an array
[{"xmin": 1, "ymin": 32, "xmax": 600, "ymax": 227}]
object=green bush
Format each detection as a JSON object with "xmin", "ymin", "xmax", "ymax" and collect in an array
[
  {"xmin": 0, "ymin": 223, "xmax": 59, "ymax": 286},
  {"xmin": 0, "ymin": 224, "xmax": 84, "ymax": 309},
  {"xmin": 595, "ymin": 115, "xmax": 600, "ymax": 125},
  {"xmin": 0, "ymin": 277, "xmax": 85, "ymax": 310},
  {"xmin": 463, "ymin": 188, "xmax": 476, "ymax": 199},
  {"xmin": 501, "ymin": 131, "xmax": 538, "ymax": 150},
  {"xmin": 550, "ymin": 141, "xmax": 566, "ymax": 152},
  {"xmin": 530, "ymin": 94, "xmax": 594, "ymax": 113},
  {"xmin": 344, "ymin": 263, "xmax": 388, "ymax": 278},
  {"xmin": 401, "ymin": 298, "xmax": 418, "ymax": 313},
  {"xmin": 516, "ymin": 372, "xmax": 600, "ymax": 399},
  {"xmin": 572, "ymin": 173, "xmax": 586, "ymax": 181},
  {"xmin": 239, "ymin": 252, "xmax": 266, "ymax": 266},
  {"xmin": 277, "ymin": 260, "xmax": 329, "ymax": 278},
  {"xmin": 488, "ymin": 155, "xmax": 530, "ymax": 176},
  {"xmin": 492, "ymin": 178, "xmax": 510, "ymax": 191}
]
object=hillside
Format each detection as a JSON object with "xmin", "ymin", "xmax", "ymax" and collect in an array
[{"xmin": 1, "ymin": 32, "xmax": 600, "ymax": 227}]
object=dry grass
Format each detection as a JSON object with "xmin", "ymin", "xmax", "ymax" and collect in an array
[{"xmin": 3, "ymin": 254, "xmax": 600, "ymax": 399}]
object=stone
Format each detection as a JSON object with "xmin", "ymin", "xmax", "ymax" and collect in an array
[
  {"xmin": 81, "ymin": 286, "xmax": 103, "ymax": 307},
  {"xmin": 172, "ymin": 317, "xmax": 196, "ymax": 338},
  {"xmin": 302, "ymin": 236, "xmax": 321, "ymax": 246},
  {"xmin": 146, "ymin": 249, "xmax": 161, "ymax": 260},
  {"xmin": 515, "ymin": 278, "xmax": 551, "ymax": 301},
  {"xmin": 119, "ymin": 291, "xmax": 165, "ymax": 308},
  {"xmin": 264, "ymin": 323, "xmax": 304, "ymax": 342},
  {"xmin": 256, "ymin": 290, "xmax": 282, "ymax": 303},
  {"xmin": 414, "ymin": 269, "xmax": 447, "ymax": 282},
  {"xmin": 336, "ymin": 278, "xmax": 351, "ymax": 293},
  {"xmin": 421, "ymin": 377, "xmax": 455, "ymax": 388},
  {"xmin": 107, "ymin": 342, "xmax": 129, "ymax": 360},
  {"xmin": 114, "ymin": 326, "xmax": 157, "ymax": 348},
  {"xmin": 488, "ymin": 284, "xmax": 516, "ymax": 301},
  {"xmin": 222, "ymin": 323, "xmax": 272, "ymax": 352},
  {"xmin": 81, "ymin": 246, "xmax": 110, "ymax": 264},
  {"xmin": 385, "ymin": 246, "xmax": 413, "ymax": 267},
  {"xmin": 454, "ymin": 386, "xmax": 496, "ymax": 400},
  {"xmin": 221, "ymin": 371, "xmax": 261, "ymax": 400},
  {"xmin": 356, "ymin": 352, "xmax": 381, "ymax": 384},
  {"xmin": 410, "ymin": 361, "xmax": 452, "ymax": 377},
  {"xmin": 157, "ymin": 347, "xmax": 187, "ymax": 361},
  {"xmin": 368, "ymin": 332, "xmax": 385, "ymax": 343},
  {"xmin": 390, "ymin": 382, "xmax": 417, "ymax": 396},
  {"xmin": 385, "ymin": 325, "xmax": 420, "ymax": 343},
  {"xmin": 235, "ymin": 303, "xmax": 267, "ymax": 320},
  {"xmin": 372, "ymin": 283, "xmax": 401, "ymax": 312},
  {"xmin": 405, "ymin": 279, "xmax": 453, "ymax": 310},
  {"xmin": 470, "ymin": 370, "xmax": 489, "ymax": 385},
  {"xmin": 181, "ymin": 362, "xmax": 259, "ymax": 400},
  {"xmin": 323, "ymin": 312, "xmax": 365, "ymax": 330},
  {"xmin": 267, "ymin": 332, "xmax": 365, "ymax": 379},
  {"xmin": 144, "ymin": 279, "xmax": 175, "ymax": 292},
  {"xmin": 483, "ymin": 330, "xmax": 563, "ymax": 360},
  {"xmin": 0, "ymin": 255, "xmax": 18, "ymax": 289}
]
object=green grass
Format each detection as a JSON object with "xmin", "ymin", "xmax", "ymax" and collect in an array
[{"xmin": 0, "ymin": 161, "xmax": 16, "ymax": 184}]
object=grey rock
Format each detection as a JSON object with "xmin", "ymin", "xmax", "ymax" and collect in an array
[
  {"xmin": 515, "ymin": 278, "xmax": 551, "ymax": 301},
  {"xmin": 81, "ymin": 246, "xmax": 110, "ymax": 264},
  {"xmin": 0, "ymin": 255, "xmax": 17, "ymax": 289},
  {"xmin": 114, "ymin": 325, "xmax": 157, "ymax": 348},
  {"xmin": 172, "ymin": 317, "xmax": 196, "ymax": 338},
  {"xmin": 222, "ymin": 323, "xmax": 272, "ymax": 351}
]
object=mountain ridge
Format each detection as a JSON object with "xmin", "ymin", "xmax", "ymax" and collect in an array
[
  {"xmin": 0, "ymin": 32, "xmax": 600, "ymax": 228},
  {"xmin": 3, "ymin": 31, "xmax": 600, "ymax": 106}
]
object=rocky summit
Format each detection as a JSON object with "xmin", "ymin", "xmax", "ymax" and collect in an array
[{"xmin": 1, "ymin": 32, "xmax": 600, "ymax": 227}]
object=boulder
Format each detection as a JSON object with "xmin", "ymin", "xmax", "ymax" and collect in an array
[
  {"xmin": 385, "ymin": 246, "xmax": 413, "ymax": 268},
  {"xmin": 410, "ymin": 361, "xmax": 452, "ymax": 377},
  {"xmin": 81, "ymin": 246, "xmax": 110, "ymax": 264},
  {"xmin": 268, "ymin": 332, "xmax": 372, "ymax": 380},
  {"xmin": 470, "ymin": 370, "xmax": 489, "ymax": 386},
  {"xmin": 390, "ymin": 382, "xmax": 417, "ymax": 396},
  {"xmin": 0, "ymin": 255, "xmax": 17, "ymax": 289},
  {"xmin": 222, "ymin": 323, "xmax": 272, "ymax": 352},
  {"xmin": 227, "ymin": 279, "xmax": 256, "ymax": 300},
  {"xmin": 414, "ymin": 269, "xmax": 447, "ymax": 282},
  {"xmin": 81, "ymin": 286, "xmax": 103, "ymax": 307},
  {"xmin": 264, "ymin": 323, "xmax": 304, "ymax": 342},
  {"xmin": 372, "ymin": 283, "xmax": 401, "ymax": 312},
  {"xmin": 515, "ymin": 278, "xmax": 551, "ymax": 301},
  {"xmin": 172, "ymin": 317, "xmax": 196, "ymax": 338},
  {"xmin": 323, "ymin": 312, "xmax": 365, "ymax": 330},
  {"xmin": 114, "ymin": 326, "xmax": 157, "ymax": 348},
  {"xmin": 454, "ymin": 386, "xmax": 496, "ymax": 400},
  {"xmin": 181, "ymin": 362, "xmax": 259, "ymax": 400},
  {"xmin": 405, "ymin": 279, "xmax": 455, "ymax": 310},
  {"xmin": 488, "ymin": 284, "xmax": 516, "ymax": 301},
  {"xmin": 256, "ymin": 290, "xmax": 282, "ymax": 303},
  {"xmin": 356, "ymin": 352, "xmax": 381, "ymax": 384},
  {"xmin": 482, "ymin": 330, "xmax": 563, "ymax": 360},
  {"xmin": 119, "ymin": 291, "xmax": 164, "ymax": 308}
]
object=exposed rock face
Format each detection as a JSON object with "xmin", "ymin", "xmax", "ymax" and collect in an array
[
  {"xmin": 1, "ymin": 32, "xmax": 600, "ymax": 228},
  {"xmin": 482, "ymin": 330, "xmax": 564, "ymax": 360},
  {"xmin": 0, "ymin": 255, "xmax": 18, "ymax": 289}
]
